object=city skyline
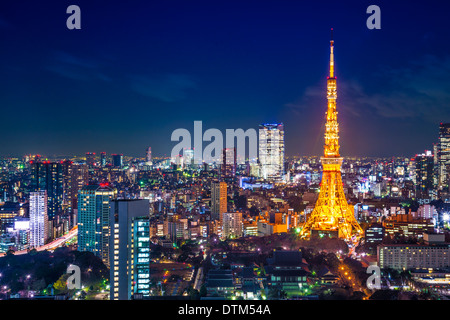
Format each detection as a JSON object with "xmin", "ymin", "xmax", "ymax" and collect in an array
[
  {"xmin": 1, "ymin": 1, "xmax": 450, "ymax": 158},
  {"xmin": 3, "ymin": 0, "xmax": 450, "ymax": 304}
]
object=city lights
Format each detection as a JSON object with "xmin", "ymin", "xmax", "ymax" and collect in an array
[{"xmin": 0, "ymin": 0, "xmax": 448, "ymax": 307}]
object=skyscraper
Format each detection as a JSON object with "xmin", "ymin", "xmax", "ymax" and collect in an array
[
  {"xmin": 258, "ymin": 123, "xmax": 285, "ymax": 181},
  {"xmin": 30, "ymin": 160, "xmax": 63, "ymax": 222},
  {"xmin": 112, "ymin": 154, "xmax": 123, "ymax": 168},
  {"xmin": 62, "ymin": 160, "xmax": 88, "ymax": 214},
  {"xmin": 221, "ymin": 148, "xmax": 236, "ymax": 179},
  {"xmin": 109, "ymin": 199, "xmax": 150, "ymax": 300},
  {"xmin": 29, "ymin": 190, "xmax": 49, "ymax": 248},
  {"xmin": 184, "ymin": 149, "xmax": 194, "ymax": 169},
  {"xmin": 438, "ymin": 123, "xmax": 450, "ymax": 190},
  {"xmin": 100, "ymin": 152, "xmax": 107, "ymax": 167},
  {"xmin": 300, "ymin": 31, "xmax": 363, "ymax": 241},
  {"xmin": 146, "ymin": 147, "xmax": 152, "ymax": 165},
  {"xmin": 86, "ymin": 152, "xmax": 96, "ymax": 168},
  {"xmin": 415, "ymin": 151, "xmax": 435, "ymax": 200},
  {"xmin": 211, "ymin": 181, "xmax": 227, "ymax": 221},
  {"xmin": 77, "ymin": 184, "xmax": 116, "ymax": 267}
]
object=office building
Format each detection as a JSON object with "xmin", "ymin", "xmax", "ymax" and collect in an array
[
  {"xmin": 30, "ymin": 160, "xmax": 63, "ymax": 221},
  {"xmin": 86, "ymin": 152, "xmax": 96, "ymax": 167},
  {"xmin": 184, "ymin": 149, "xmax": 194, "ymax": 169},
  {"xmin": 415, "ymin": 151, "xmax": 435, "ymax": 200},
  {"xmin": 62, "ymin": 160, "xmax": 88, "ymax": 214},
  {"xmin": 146, "ymin": 147, "xmax": 152, "ymax": 165},
  {"xmin": 112, "ymin": 154, "xmax": 123, "ymax": 168},
  {"xmin": 258, "ymin": 123, "xmax": 285, "ymax": 181},
  {"xmin": 211, "ymin": 181, "xmax": 227, "ymax": 221},
  {"xmin": 29, "ymin": 191, "xmax": 49, "ymax": 248},
  {"xmin": 77, "ymin": 184, "xmax": 116, "ymax": 267},
  {"xmin": 221, "ymin": 148, "xmax": 236, "ymax": 179},
  {"xmin": 110, "ymin": 199, "xmax": 150, "ymax": 300},
  {"xmin": 438, "ymin": 123, "xmax": 450, "ymax": 189},
  {"xmin": 100, "ymin": 152, "xmax": 107, "ymax": 167},
  {"xmin": 378, "ymin": 243, "xmax": 450, "ymax": 270}
]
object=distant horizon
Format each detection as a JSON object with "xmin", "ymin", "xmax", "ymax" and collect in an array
[{"xmin": 0, "ymin": 152, "xmax": 424, "ymax": 161}]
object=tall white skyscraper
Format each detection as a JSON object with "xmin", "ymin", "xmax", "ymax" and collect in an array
[
  {"xmin": 184, "ymin": 149, "xmax": 194, "ymax": 168},
  {"xmin": 30, "ymin": 190, "xmax": 49, "ymax": 248},
  {"xmin": 258, "ymin": 123, "xmax": 285, "ymax": 181}
]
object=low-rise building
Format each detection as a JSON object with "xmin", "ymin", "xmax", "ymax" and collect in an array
[{"xmin": 378, "ymin": 242, "xmax": 450, "ymax": 270}]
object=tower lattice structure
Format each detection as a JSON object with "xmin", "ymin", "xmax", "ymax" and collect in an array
[{"xmin": 300, "ymin": 30, "xmax": 363, "ymax": 241}]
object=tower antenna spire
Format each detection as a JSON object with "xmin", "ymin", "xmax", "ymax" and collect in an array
[{"xmin": 330, "ymin": 28, "xmax": 334, "ymax": 78}]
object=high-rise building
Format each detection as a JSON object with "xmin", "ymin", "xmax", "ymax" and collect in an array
[
  {"xmin": 146, "ymin": 147, "xmax": 152, "ymax": 165},
  {"xmin": 222, "ymin": 212, "xmax": 243, "ymax": 239},
  {"xmin": 112, "ymin": 154, "xmax": 123, "ymax": 168},
  {"xmin": 300, "ymin": 30, "xmax": 363, "ymax": 241},
  {"xmin": 100, "ymin": 152, "xmax": 107, "ymax": 167},
  {"xmin": 438, "ymin": 123, "xmax": 450, "ymax": 189},
  {"xmin": 184, "ymin": 149, "xmax": 194, "ymax": 169},
  {"xmin": 221, "ymin": 148, "xmax": 236, "ymax": 179},
  {"xmin": 62, "ymin": 160, "xmax": 88, "ymax": 214},
  {"xmin": 77, "ymin": 184, "xmax": 116, "ymax": 267},
  {"xmin": 30, "ymin": 160, "xmax": 63, "ymax": 221},
  {"xmin": 86, "ymin": 152, "xmax": 96, "ymax": 167},
  {"xmin": 211, "ymin": 181, "xmax": 227, "ymax": 221},
  {"xmin": 415, "ymin": 151, "xmax": 435, "ymax": 200},
  {"xmin": 258, "ymin": 123, "xmax": 285, "ymax": 181},
  {"xmin": 29, "ymin": 191, "xmax": 49, "ymax": 248},
  {"xmin": 109, "ymin": 199, "xmax": 150, "ymax": 300}
]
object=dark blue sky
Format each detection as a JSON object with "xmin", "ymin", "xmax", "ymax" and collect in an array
[{"xmin": 0, "ymin": 0, "xmax": 449, "ymax": 158}]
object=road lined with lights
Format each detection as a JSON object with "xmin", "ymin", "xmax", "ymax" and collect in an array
[{"xmin": 0, "ymin": 226, "xmax": 78, "ymax": 257}]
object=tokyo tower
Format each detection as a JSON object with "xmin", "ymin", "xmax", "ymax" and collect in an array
[{"xmin": 300, "ymin": 30, "xmax": 363, "ymax": 241}]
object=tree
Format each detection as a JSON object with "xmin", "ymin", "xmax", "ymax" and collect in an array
[
  {"xmin": 53, "ymin": 274, "xmax": 69, "ymax": 293},
  {"xmin": 186, "ymin": 285, "xmax": 200, "ymax": 300},
  {"xmin": 199, "ymin": 284, "xmax": 207, "ymax": 297}
]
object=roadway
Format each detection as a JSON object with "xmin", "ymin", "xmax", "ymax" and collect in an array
[{"xmin": 0, "ymin": 226, "xmax": 78, "ymax": 257}]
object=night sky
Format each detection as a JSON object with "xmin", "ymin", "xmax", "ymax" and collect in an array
[{"xmin": 0, "ymin": 0, "xmax": 449, "ymax": 158}]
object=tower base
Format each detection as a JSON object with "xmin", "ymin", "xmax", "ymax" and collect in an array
[{"xmin": 311, "ymin": 229, "xmax": 339, "ymax": 239}]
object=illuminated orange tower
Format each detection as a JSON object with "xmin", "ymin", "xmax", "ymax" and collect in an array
[{"xmin": 300, "ymin": 30, "xmax": 363, "ymax": 241}]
